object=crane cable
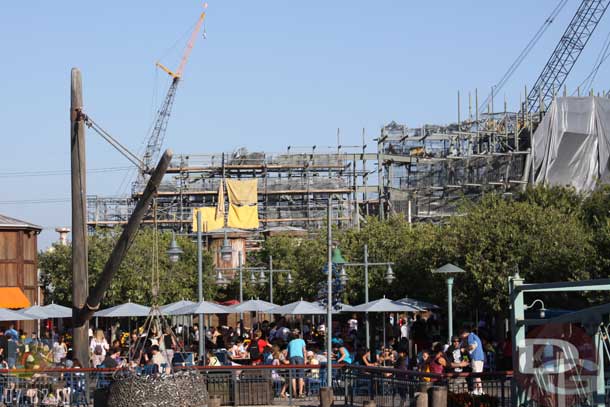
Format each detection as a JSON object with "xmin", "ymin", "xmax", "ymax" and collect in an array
[
  {"xmin": 573, "ymin": 29, "xmax": 610, "ymax": 94},
  {"xmin": 479, "ymin": 0, "xmax": 569, "ymax": 111}
]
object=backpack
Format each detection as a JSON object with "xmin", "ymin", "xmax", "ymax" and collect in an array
[
  {"xmin": 94, "ymin": 344, "xmax": 103, "ymax": 355},
  {"xmin": 249, "ymin": 340, "xmax": 261, "ymax": 360}
]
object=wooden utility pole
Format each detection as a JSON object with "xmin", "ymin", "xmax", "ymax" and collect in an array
[
  {"xmin": 70, "ymin": 68, "xmax": 89, "ymax": 366},
  {"xmin": 70, "ymin": 68, "xmax": 174, "ymax": 367}
]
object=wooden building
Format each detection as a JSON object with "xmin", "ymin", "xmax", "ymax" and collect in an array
[{"xmin": 0, "ymin": 214, "xmax": 41, "ymax": 330}]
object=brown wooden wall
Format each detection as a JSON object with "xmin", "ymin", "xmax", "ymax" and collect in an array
[{"xmin": 0, "ymin": 229, "xmax": 39, "ymax": 332}]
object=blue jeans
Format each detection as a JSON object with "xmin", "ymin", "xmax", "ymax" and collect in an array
[
  {"xmin": 290, "ymin": 356, "xmax": 304, "ymax": 378},
  {"xmin": 7, "ymin": 356, "xmax": 16, "ymax": 368}
]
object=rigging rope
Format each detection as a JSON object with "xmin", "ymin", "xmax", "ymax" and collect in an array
[{"xmin": 479, "ymin": 0, "xmax": 569, "ymax": 111}]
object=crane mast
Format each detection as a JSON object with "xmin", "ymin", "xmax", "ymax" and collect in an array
[
  {"xmin": 525, "ymin": 0, "xmax": 610, "ymax": 114},
  {"xmin": 138, "ymin": 4, "xmax": 207, "ymax": 184}
]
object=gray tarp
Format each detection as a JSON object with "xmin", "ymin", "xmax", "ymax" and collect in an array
[{"xmin": 533, "ymin": 96, "xmax": 610, "ymax": 192}]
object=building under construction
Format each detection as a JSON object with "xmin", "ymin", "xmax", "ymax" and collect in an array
[{"xmin": 87, "ymin": 0, "xmax": 610, "ymax": 240}]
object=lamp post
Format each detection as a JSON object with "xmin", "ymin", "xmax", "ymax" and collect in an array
[
  {"xmin": 196, "ymin": 212, "xmax": 204, "ymax": 360},
  {"xmin": 325, "ymin": 198, "xmax": 333, "ymax": 393},
  {"xmin": 432, "ymin": 263, "xmax": 465, "ymax": 342},
  {"xmin": 339, "ymin": 244, "xmax": 395, "ymax": 349}
]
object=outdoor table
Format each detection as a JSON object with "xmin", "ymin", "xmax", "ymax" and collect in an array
[{"xmin": 230, "ymin": 357, "xmax": 251, "ymax": 365}]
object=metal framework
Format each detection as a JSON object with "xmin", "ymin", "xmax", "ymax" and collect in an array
[{"xmin": 526, "ymin": 0, "xmax": 610, "ymax": 113}]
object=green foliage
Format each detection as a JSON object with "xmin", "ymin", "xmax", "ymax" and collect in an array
[{"xmin": 39, "ymin": 228, "xmax": 216, "ymax": 307}]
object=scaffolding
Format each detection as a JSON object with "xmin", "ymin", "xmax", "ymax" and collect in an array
[
  {"xmin": 88, "ymin": 90, "xmax": 548, "ymax": 232},
  {"xmin": 88, "ymin": 146, "xmax": 377, "ymax": 232}
]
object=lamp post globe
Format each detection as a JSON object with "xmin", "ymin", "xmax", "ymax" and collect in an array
[{"xmin": 166, "ymin": 233, "xmax": 183, "ymax": 264}]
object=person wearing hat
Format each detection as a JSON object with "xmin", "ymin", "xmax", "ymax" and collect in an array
[{"xmin": 287, "ymin": 329, "xmax": 306, "ymax": 397}]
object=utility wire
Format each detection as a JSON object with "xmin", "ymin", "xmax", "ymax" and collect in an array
[
  {"xmin": 573, "ymin": 29, "xmax": 610, "ymax": 94},
  {"xmin": 479, "ymin": 0, "xmax": 569, "ymax": 111},
  {"xmin": 0, "ymin": 167, "xmax": 130, "ymax": 178}
]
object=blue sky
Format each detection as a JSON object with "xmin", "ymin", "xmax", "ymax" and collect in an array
[{"xmin": 1, "ymin": 0, "xmax": 609, "ymax": 248}]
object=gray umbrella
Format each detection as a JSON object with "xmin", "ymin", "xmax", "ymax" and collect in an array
[
  {"xmin": 269, "ymin": 300, "xmax": 327, "ymax": 315},
  {"xmin": 352, "ymin": 297, "xmax": 419, "ymax": 347},
  {"xmin": 231, "ymin": 299, "xmax": 277, "ymax": 313},
  {"xmin": 395, "ymin": 297, "xmax": 440, "ymax": 311},
  {"xmin": 41, "ymin": 303, "xmax": 72, "ymax": 318},
  {"xmin": 169, "ymin": 300, "xmax": 231, "ymax": 315},
  {"xmin": 18, "ymin": 305, "xmax": 49, "ymax": 319},
  {"xmin": 94, "ymin": 302, "xmax": 151, "ymax": 317},
  {"xmin": 160, "ymin": 300, "xmax": 196, "ymax": 314},
  {"xmin": 315, "ymin": 301, "xmax": 355, "ymax": 313},
  {"xmin": 352, "ymin": 297, "xmax": 420, "ymax": 313},
  {"xmin": 0, "ymin": 308, "xmax": 33, "ymax": 321}
]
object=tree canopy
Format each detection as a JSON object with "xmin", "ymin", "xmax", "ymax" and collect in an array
[{"xmin": 39, "ymin": 185, "xmax": 610, "ymax": 322}]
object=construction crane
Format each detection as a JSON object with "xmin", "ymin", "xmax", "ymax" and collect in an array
[
  {"xmin": 140, "ymin": 3, "xmax": 208, "ymax": 177},
  {"xmin": 525, "ymin": 0, "xmax": 610, "ymax": 113}
]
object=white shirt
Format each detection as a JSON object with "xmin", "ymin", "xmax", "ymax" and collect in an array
[{"xmin": 348, "ymin": 319, "xmax": 358, "ymax": 331}]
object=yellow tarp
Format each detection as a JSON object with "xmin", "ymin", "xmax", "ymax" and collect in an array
[
  {"xmin": 192, "ymin": 207, "xmax": 224, "ymax": 232},
  {"xmin": 226, "ymin": 179, "xmax": 258, "ymax": 205},
  {"xmin": 227, "ymin": 204, "xmax": 259, "ymax": 229},
  {"xmin": 0, "ymin": 287, "xmax": 31, "ymax": 308}
]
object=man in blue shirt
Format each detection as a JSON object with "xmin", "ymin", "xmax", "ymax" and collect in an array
[
  {"xmin": 460, "ymin": 329, "xmax": 485, "ymax": 395},
  {"xmin": 287, "ymin": 329, "xmax": 306, "ymax": 398}
]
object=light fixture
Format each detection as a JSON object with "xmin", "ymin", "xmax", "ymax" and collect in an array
[
  {"xmin": 166, "ymin": 232, "xmax": 184, "ymax": 264},
  {"xmin": 250, "ymin": 271, "xmax": 257, "ymax": 284},
  {"xmin": 286, "ymin": 271, "xmax": 293, "ymax": 284},
  {"xmin": 525, "ymin": 299, "xmax": 547, "ymax": 319},
  {"xmin": 215, "ymin": 269, "xmax": 227, "ymax": 287},
  {"xmin": 331, "ymin": 247, "xmax": 347, "ymax": 265},
  {"xmin": 338, "ymin": 265, "xmax": 348, "ymax": 286},
  {"xmin": 258, "ymin": 270, "xmax": 268, "ymax": 285},
  {"xmin": 220, "ymin": 229, "xmax": 232, "ymax": 262},
  {"xmin": 385, "ymin": 264, "xmax": 395, "ymax": 284}
]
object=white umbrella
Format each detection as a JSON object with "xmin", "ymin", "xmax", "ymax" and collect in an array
[
  {"xmin": 94, "ymin": 302, "xmax": 151, "ymax": 317},
  {"xmin": 160, "ymin": 300, "xmax": 196, "ymax": 314},
  {"xmin": 169, "ymin": 300, "xmax": 231, "ymax": 315},
  {"xmin": 0, "ymin": 308, "xmax": 33, "ymax": 321},
  {"xmin": 231, "ymin": 299, "xmax": 277, "ymax": 313},
  {"xmin": 18, "ymin": 305, "xmax": 49, "ymax": 319},
  {"xmin": 352, "ymin": 296, "xmax": 419, "ymax": 347},
  {"xmin": 395, "ymin": 297, "xmax": 439, "ymax": 311},
  {"xmin": 270, "ymin": 300, "xmax": 327, "ymax": 315},
  {"xmin": 315, "ymin": 301, "xmax": 355, "ymax": 313},
  {"xmin": 41, "ymin": 303, "xmax": 72, "ymax": 318}
]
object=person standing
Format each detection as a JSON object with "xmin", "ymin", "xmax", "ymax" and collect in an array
[
  {"xmin": 248, "ymin": 330, "xmax": 271, "ymax": 366},
  {"xmin": 460, "ymin": 329, "xmax": 485, "ymax": 395},
  {"xmin": 6, "ymin": 334, "xmax": 17, "ymax": 368},
  {"xmin": 89, "ymin": 329, "xmax": 109, "ymax": 368},
  {"xmin": 287, "ymin": 329, "xmax": 306, "ymax": 398}
]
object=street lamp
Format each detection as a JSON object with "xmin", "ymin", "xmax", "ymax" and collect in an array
[
  {"xmin": 339, "ymin": 243, "xmax": 395, "ymax": 349},
  {"xmin": 220, "ymin": 229, "xmax": 232, "ymax": 262},
  {"xmin": 166, "ymin": 232, "xmax": 183, "ymax": 263},
  {"xmin": 524, "ymin": 299, "xmax": 548, "ymax": 319},
  {"xmin": 432, "ymin": 263, "xmax": 465, "ymax": 342}
]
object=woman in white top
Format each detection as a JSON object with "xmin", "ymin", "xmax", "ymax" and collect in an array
[{"xmin": 89, "ymin": 329, "xmax": 109, "ymax": 367}]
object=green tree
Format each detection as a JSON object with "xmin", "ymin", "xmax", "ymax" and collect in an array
[{"xmin": 39, "ymin": 228, "xmax": 217, "ymax": 307}]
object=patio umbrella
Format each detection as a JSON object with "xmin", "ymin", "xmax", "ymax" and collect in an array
[
  {"xmin": 270, "ymin": 300, "xmax": 327, "ymax": 315},
  {"xmin": 94, "ymin": 301, "xmax": 151, "ymax": 317},
  {"xmin": 352, "ymin": 296, "xmax": 420, "ymax": 347},
  {"xmin": 231, "ymin": 299, "xmax": 277, "ymax": 313},
  {"xmin": 41, "ymin": 303, "xmax": 72, "ymax": 318},
  {"xmin": 168, "ymin": 300, "xmax": 231, "ymax": 364},
  {"xmin": 315, "ymin": 301, "xmax": 355, "ymax": 313},
  {"xmin": 0, "ymin": 308, "xmax": 33, "ymax": 321},
  {"xmin": 17, "ymin": 305, "xmax": 50, "ymax": 319},
  {"xmin": 169, "ymin": 300, "xmax": 231, "ymax": 316},
  {"xmin": 160, "ymin": 300, "xmax": 196, "ymax": 314},
  {"xmin": 394, "ymin": 297, "xmax": 440, "ymax": 311},
  {"xmin": 160, "ymin": 300, "xmax": 196, "ymax": 349}
]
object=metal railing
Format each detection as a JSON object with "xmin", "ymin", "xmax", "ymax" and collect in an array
[{"xmin": 0, "ymin": 364, "xmax": 516, "ymax": 406}]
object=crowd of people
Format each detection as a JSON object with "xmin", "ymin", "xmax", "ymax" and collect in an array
[{"xmin": 0, "ymin": 310, "xmax": 512, "ymax": 397}]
